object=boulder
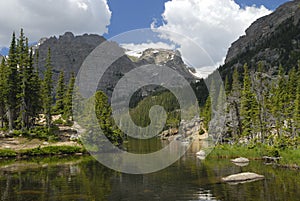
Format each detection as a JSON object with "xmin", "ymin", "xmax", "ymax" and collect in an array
[
  {"xmin": 232, "ymin": 162, "xmax": 249, "ymax": 167},
  {"xmin": 196, "ymin": 150, "xmax": 206, "ymax": 157},
  {"xmin": 222, "ymin": 172, "xmax": 264, "ymax": 183},
  {"xmin": 231, "ymin": 157, "xmax": 250, "ymax": 163},
  {"xmin": 196, "ymin": 150, "xmax": 206, "ymax": 160}
]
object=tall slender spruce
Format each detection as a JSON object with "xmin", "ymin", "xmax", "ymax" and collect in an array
[
  {"xmin": 6, "ymin": 32, "xmax": 19, "ymax": 131},
  {"xmin": 43, "ymin": 48, "xmax": 53, "ymax": 130},
  {"xmin": 55, "ymin": 71, "xmax": 65, "ymax": 114}
]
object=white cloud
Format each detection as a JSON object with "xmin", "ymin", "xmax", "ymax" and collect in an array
[
  {"xmin": 153, "ymin": 0, "xmax": 271, "ymax": 75},
  {"xmin": 121, "ymin": 42, "xmax": 176, "ymax": 58},
  {"xmin": 0, "ymin": 0, "xmax": 111, "ymax": 46}
]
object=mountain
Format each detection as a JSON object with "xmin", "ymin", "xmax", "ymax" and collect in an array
[
  {"xmin": 220, "ymin": 0, "xmax": 300, "ymax": 76},
  {"xmin": 35, "ymin": 32, "xmax": 106, "ymax": 82},
  {"xmin": 135, "ymin": 48, "xmax": 196, "ymax": 82},
  {"xmin": 199, "ymin": 0, "xmax": 300, "ymax": 145},
  {"xmin": 35, "ymin": 32, "xmax": 197, "ymax": 99}
]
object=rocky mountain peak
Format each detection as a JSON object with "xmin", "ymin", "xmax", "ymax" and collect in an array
[
  {"xmin": 225, "ymin": 0, "xmax": 300, "ymax": 64},
  {"xmin": 35, "ymin": 32, "xmax": 197, "ymax": 101},
  {"xmin": 134, "ymin": 48, "xmax": 197, "ymax": 81},
  {"xmin": 59, "ymin": 32, "xmax": 75, "ymax": 40},
  {"xmin": 36, "ymin": 32, "xmax": 106, "ymax": 81},
  {"xmin": 139, "ymin": 48, "xmax": 183, "ymax": 65}
]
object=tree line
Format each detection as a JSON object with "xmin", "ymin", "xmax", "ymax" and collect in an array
[
  {"xmin": 0, "ymin": 29, "xmax": 75, "ymax": 132},
  {"xmin": 201, "ymin": 62, "xmax": 300, "ymax": 147}
]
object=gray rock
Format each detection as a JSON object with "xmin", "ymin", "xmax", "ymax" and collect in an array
[
  {"xmin": 225, "ymin": 1, "xmax": 300, "ymax": 64},
  {"xmin": 70, "ymin": 134, "xmax": 81, "ymax": 141},
  {"xmin": 196, "ymin": 150, "xmax": 206, "ymax": 157},
  {"xmin": 222, "ymin": 172, "xmax": 264, "ymax": 183},
  {"xmin": 35, "ymin": 33, "xmax": 197, "ymax": 102},
  {"xmin": 196, "ymin": 150, "xmax": 206, "ymax": 160},
  {"xmin": 231, "ymin": 157, "xmax": 250, "ymax": 163}
]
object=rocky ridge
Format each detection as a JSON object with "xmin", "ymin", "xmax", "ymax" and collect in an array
[
  {"xmin": 35, "ymin": 33, "xmax": 197, "ymax": 98},
  {"xmin": 135, "ymin": 48, "xmax": 196, "ymax": 82},
  {"xmin": 226, "ymin": 0, "xmax": 300, "ymax": 63}
]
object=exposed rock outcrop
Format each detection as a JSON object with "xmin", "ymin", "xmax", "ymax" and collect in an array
[
  {"xmin": 160, "ymin": 117, "xmax": 202, "ymax": 140},
  {"xmin": 225, "ymin": 1, "xmax": 300, "ymax": 64},
  {"xmin": 136, "ymin": 48, "xmax": 196, "ymax": 82},
  {"xmin": 35, "ymin": 32, "xmax": 106, "ymax": 82}
]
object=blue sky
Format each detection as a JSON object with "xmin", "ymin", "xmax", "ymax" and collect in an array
[
  {"xmin": 0, "ymin": 0, "xmax": 292, "ymax": 75},
  {"xmin": 235, "ymin": 0, "xmax": 290, "ymax": 9},
  {"xmin": 105, "ymin": 0, "xmax": 290, "ymax": 39}
]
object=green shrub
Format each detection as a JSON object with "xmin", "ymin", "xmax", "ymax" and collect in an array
[
  {"xmin": 28, "ymin": 126, "xmax": 59, "ymax": 141},
  {"xmin": 266, "ymin": 146, "xmax": 280, "ymax": 157},
  {"xmin": 21, "ymin": 146, "xmax": 84, "ymax": 156},
  {"xmin": 53, "ymin": 118, "xmax": 64, "ymax": 125},
  {"xmin": 0, "ymin": 149, "xmax": 17, "ymax": 157},
  {"xmin": 12, "ymin": 130, "xmax": 27, "ymax": 137}
]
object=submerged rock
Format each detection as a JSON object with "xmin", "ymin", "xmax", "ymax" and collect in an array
[
  {"xmin": 222, "ymin": 172, "xmax": 264, "ymax": 183},
  {"xmin": 231, "ymin": 157, "xmax": 250, "ymax": 167},
  {"xmin": 196, "ymin": 150, "xmax": 206, "ymax": 160},
  {"xmin": 231, "ymin": 157, "xmax": 250, "ymax": 163},
  {"xmin": 196, "ymin": 150, "xmax": 206, "ymax": 157}
]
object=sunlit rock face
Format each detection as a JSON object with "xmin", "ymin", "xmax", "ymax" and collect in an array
[{"xmin": 225, "ymin": 1, "xmax": 300, "ymax": 67}]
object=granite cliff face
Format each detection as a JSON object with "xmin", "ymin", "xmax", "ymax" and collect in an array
[
  {"xmin": 224, "ymin": 0, "xmax": 300, "ymax": 71},
  {"xmin": 35, "ymin": 32, "xmax": 106, "ymax": 82}
]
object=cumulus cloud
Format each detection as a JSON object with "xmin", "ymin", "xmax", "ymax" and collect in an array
[
  {"xmin": 153, "ymin": 0, "xmax": 271, "ymax": 75},
  {"xmin": 0, "ymin": 0, "xmax": 111, "ymax": 46}
]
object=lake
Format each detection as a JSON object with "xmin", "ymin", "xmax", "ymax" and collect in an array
[{"xmin": 0, "ymin": 138, "xmax": 300, "ymax": 201}]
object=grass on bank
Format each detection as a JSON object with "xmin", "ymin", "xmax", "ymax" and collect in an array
[
  {"xmin": 208, "ymin": 144, "xmax": 300, "ymax": 167},
  {"xmin": 0, "ymin": 146, "xmax": 86, "ymax": 158}
]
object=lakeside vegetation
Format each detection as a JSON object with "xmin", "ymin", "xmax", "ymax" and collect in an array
[
  {"xmin": 0, "ymin": 29, "xmax": 76, "ymax": 133},
  {"xmin": 208, "ymin": 144, "xmax": 300, "ymax": 168},
  {"xmin": 0, "ymin": 145, "xmax": 86, "ymax": 158},
  {"xmin": 200, "ymin": 62, "xmax": 300, "ymax": 163},
  {"xmin": 0, "ymin": 29, "xmax": 123, "ymax": 152}
]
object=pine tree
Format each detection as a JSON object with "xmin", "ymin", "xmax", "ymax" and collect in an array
[
  {"xmin": 94, "ymin": 90, "xmax": 122, "ymax": 145},
  {"xmin": 201, "ymin": 95, "xmax": 211, "ymax": 127},
  {"xmin": 240, "ymin": 64, "xmax": 259, "ymax": 137},
  {"xmin": 64, "ymin": 73, "xmax": 75, "ymax": 120},
  {"xmin": 28, "ymin": 47, "xmax": 42, "ymax": 127},
  {"xmin": 293, "ymin": 71, "xmax": 300, "ymax": 137},
  {"xmin": 224, "ymin": 75, "xmax": 231, "ymax": 95},
  {"xmin": 55, "ymin": 71, "xmax": 65, "ymax": 114},
  {"xmin": 286, "ymin": 67, "xmax": 297, "ymax": 117},
  {"xmin": 254, "ymin": 62, "xmax": 267, "ymax": 142},
  {"xmin": 272, "ymin": 65, "xmax": 288, "ymax": 134},
  {"xmin": 229, "ymin": 67, "xmax": 242, "ymax": 138},
  {"xmin": 18, "ymin": 30, "xmax": 30, "ymax": 130},
  {"xmin": 43, "ymin": 48, "xmax": 53, "ymax": 130},
  {"xmin": 6, "ymin": 32, "xmax": 19, "ymax": 131},
  {"xmin": 0, "ymin": 59, "xmax": 7, "ymax": 128}
]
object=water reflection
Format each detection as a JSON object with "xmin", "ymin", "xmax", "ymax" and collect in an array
[
  {"xmin": 0, "ymin": 157, "xmax": 114, "ymax": 201},
  {"xmin": 0, "ymin": 139, "xmax": 299, "ymax": 201}
]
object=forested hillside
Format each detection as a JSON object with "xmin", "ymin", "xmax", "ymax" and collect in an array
[{"xmin": 0, "ymin": 30, "xmax": 74, "ymax": 134}]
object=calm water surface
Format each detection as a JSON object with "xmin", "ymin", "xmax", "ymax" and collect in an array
[{"xmin": 0, "ymin": 138, "xmax": 300, "ymax": 201}]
